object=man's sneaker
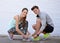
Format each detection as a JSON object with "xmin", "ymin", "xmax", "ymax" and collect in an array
[
  {"xmin": 33, "ymin": 36, "xmax": 41, "ymax": 41},
  {"xmin": 43, "ymin": 33, "xmax": 50, "ymax": 40}
]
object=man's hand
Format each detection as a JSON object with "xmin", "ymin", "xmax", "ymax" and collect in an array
[
  {"xmin": 33, "ymin": 34, "xmax": 37, "ymax": 38},
  {"xmin": 37, "ymin": 30, "xmax": 42, "ymax": 35}
]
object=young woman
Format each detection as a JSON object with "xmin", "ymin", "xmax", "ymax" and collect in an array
[{"xmin": 8, "ymin": 8, "xmax": 30, "ymax": 40}]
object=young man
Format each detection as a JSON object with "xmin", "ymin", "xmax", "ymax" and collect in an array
[{"xmin": 31, "ymin": 6, "xmax": 54, "ymax": 41}]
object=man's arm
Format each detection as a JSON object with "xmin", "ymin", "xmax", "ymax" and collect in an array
[
  {"xmin": 46, "ymin": 14, "xmax": 54, "ymax": 27},
  {"xmin": 37, "ymin": 14, "xmax": 54, "ymax": 35}
]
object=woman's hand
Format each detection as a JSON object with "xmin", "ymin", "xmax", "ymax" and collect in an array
[
  {"xmin": 22, "ymin": 34, "xmax": 28, "ymax": 39},
  {"xmin": 24, "ymin": 31, "xmax": 31, "ymax": 39},
  {"xmin": 24, "ymin": 35, "xmax": 28, "ymax": 39},
  {"xmin": 22, "ymin": 32, "xmax": 30, "ymax": 39}
]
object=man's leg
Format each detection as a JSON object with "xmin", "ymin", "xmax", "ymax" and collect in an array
[
  {"xmin": 32, "ymin": 18, "xmax": 41, "ymax": 37},
  {"xmin": 42, "ymin": 24, "xmax": 54, "ymax": 39},
  {"xmin": 32, "ymin": 24, "xmax": 37, "ymax": 36},
  {"xmin": 32, "ymin": 19, "xmax": 42, "ymax": 41}
]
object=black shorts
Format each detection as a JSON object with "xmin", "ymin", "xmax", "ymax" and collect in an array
[{"xmin": 43, "ymin": 24, "xmax": 54, "ymax": 33}]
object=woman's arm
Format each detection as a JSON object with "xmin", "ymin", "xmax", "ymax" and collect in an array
[
  {"xmin": 24, "ymin": 21, "xmax": 30, "ymax": 38},
  {"xmin": 14, "ymin": 15, "xmax": 24, "ymax": 35},
  {"xmin": 8, "ymin": 19, "xmax": 15, "ymax": 29},
  {"xmin": 26, "ymin": 31, "xmax": 30, "ymax": 36}
]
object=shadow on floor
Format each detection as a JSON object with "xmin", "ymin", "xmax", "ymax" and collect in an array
[{"xmin": 0, "ymin": 36, "xmax": 60, "ymax": 43}]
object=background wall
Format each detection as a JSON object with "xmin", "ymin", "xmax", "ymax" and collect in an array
[{"xmin": 0, "ymin": 0, "xmax": 60, "ymax": 36}]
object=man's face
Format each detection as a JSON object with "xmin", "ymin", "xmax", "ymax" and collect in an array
[{"xmin": 33, "ymin": 8, "xmax": 40, "ymax": 15}]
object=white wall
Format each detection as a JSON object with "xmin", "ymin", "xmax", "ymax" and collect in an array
[{"xmin": 0, "ymin": 0, "xmax": 60, "ymax": 36}]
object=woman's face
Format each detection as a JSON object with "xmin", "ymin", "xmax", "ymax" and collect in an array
[{"xmin": 21, "ymin": 10, "xmax": 28, "ymax": 17}]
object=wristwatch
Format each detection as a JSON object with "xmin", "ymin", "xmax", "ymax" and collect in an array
[{"xmin": 37, "ymin": 34, "xmax": 39, "ymax": 36}]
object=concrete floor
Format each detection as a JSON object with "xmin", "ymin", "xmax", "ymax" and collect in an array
[{"xmin": 0, "ymin": 36, "xmax": 60, "ymax": 43}]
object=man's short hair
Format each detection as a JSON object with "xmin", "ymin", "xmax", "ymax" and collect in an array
[{"xmin": 31, "ymin": 6, "xmax": 39, "ymax": 11}]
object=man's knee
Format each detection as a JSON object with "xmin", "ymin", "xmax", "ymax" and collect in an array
[
  {"xmin": 36, "ymin": 19, "xmax": 42, "ymax": 27},
  {"xmin": 32, "ymin": 24, "xmax": 36, "ymax": 30}
]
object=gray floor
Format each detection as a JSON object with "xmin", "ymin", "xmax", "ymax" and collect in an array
[{"xmin": 0, "ymin": 36, "xmax": 60, "ymax": 43}]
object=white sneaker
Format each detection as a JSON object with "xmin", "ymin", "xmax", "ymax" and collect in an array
[{"xmin": 8, "ymin": 33, "xmax": 13, "ymax": 40}]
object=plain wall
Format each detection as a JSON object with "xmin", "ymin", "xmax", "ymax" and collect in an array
[{"xmin": 0, "ymin": 0, "xmax": 60, "ymax": 36}]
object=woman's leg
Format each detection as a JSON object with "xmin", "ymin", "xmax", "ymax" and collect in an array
[
  {"xmin": 8, "ymin": 32, "xmax": 14, "ymax": 40},
  {"xmin": 8, "ymin": 27, "xmax": 16, "ymax": 40}
]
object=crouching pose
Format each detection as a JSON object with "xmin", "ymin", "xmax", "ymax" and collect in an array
[
  {"xmin": 31, "ymin": 6, "xmax": 54, "ymax": 41},
  {"xmin": 8, "ymin": 8, "xmax": 30, "ymax": 40}
]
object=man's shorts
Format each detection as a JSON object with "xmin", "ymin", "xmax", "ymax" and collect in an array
[{"xmin": 43, "ymin": 24, "xmax": 54, "ymax": 33}]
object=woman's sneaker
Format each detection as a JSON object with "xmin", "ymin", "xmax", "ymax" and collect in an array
[{"xmin": 8, "ymin": 33, "xmax": 13, "ymax": 40}]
